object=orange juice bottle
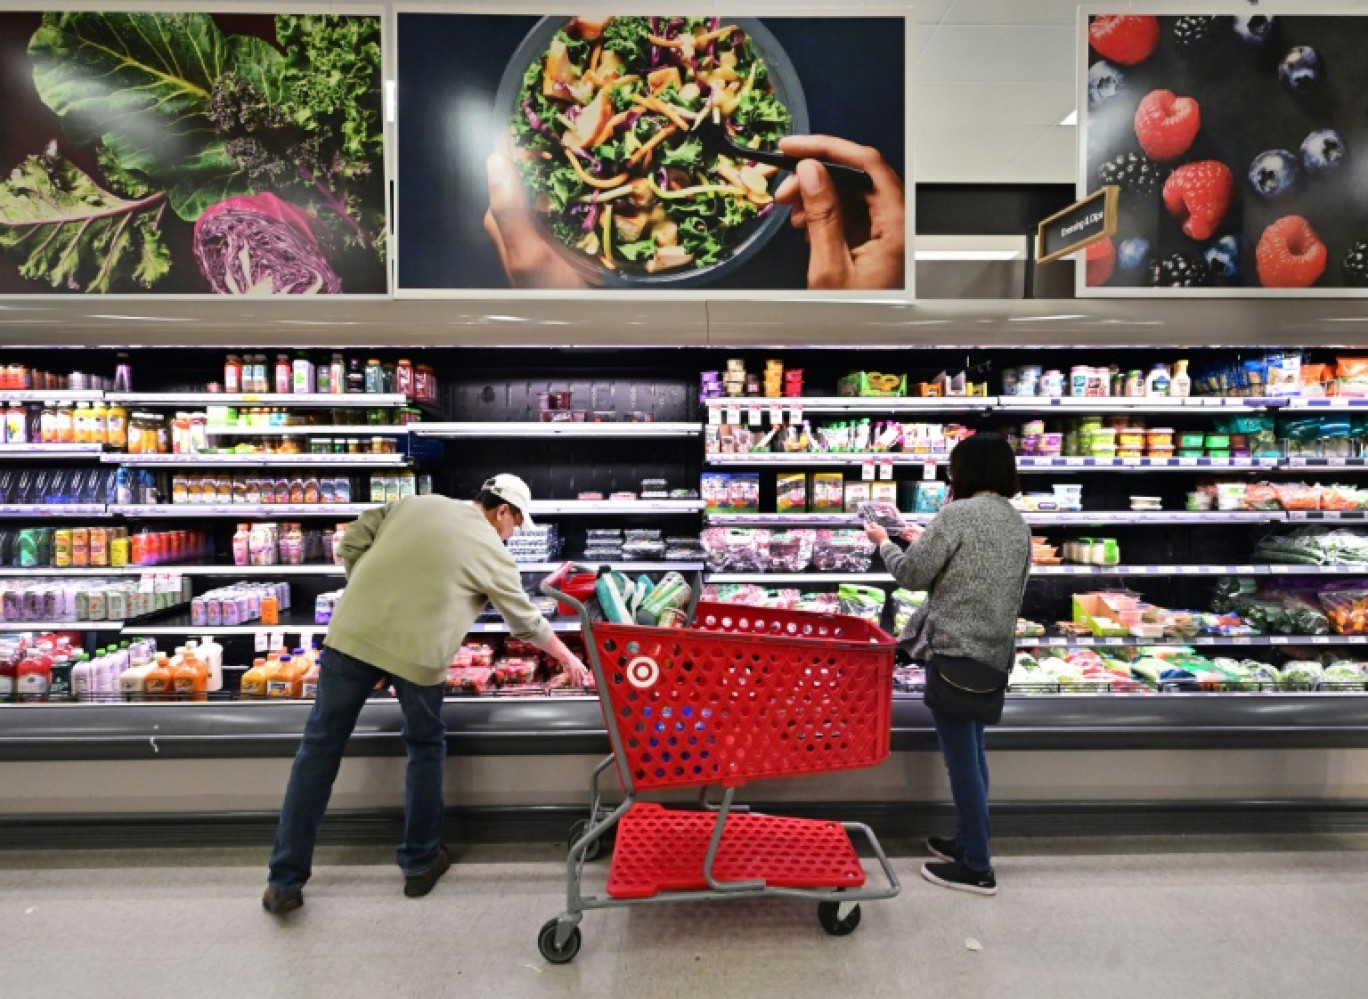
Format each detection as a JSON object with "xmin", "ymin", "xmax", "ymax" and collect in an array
[
  {"xmin": 143, "ymin": 653, "xmax": 173, "ymax": 701},
  {"xmin": 240, "ymin": 657, "xmax": 269, "ymax": 698},
  {"xmin": 173, "ymin": 649, "xmax": 207, "ymax": 702},
  {"xmin": 266, "ymin": 654, "xmax": 300, "ymax": 699},
  {"xmin": 261, "ymin": 593, "xmax": 279, "ymax": 626},
  {"xmin": 299, "ymin": 654, "xmax": 321, "ymax": 700}
]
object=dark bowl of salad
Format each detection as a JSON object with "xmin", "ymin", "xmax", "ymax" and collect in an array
[{"xmin": 493, "ymin": 15, "xmax": 808, "ymax": 288}]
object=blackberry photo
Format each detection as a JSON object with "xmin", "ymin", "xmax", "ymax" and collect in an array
[
  {"xmin": 1344, "ymin": 241, "xmax": 1368, "ymax": 287},
  {"xmin": 1098, "ymin": 153, "xmax": 1165, "ymax": 196},
  {"xmin": 1151, "ymin": 252, "xmax": 1212, "ymax": 287}
]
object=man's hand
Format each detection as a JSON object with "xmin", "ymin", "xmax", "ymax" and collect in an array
[
  {"xmin": 484, "ymin": 153, "xmax": 589, "ymax": 289},
  {"xmin": 561, "ymin": 653, "xmax": 592, "ymax": 688},
  {"xmin": 773, "ymin": 135, "xmax": 906, "ymax": 291}
]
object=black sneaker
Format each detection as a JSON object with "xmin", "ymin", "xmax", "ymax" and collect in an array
[
  {"xmin": 925, "ymin": 836, "xmax": 963, "ymax": 863},
  {"xmin": 261, "ymin": 886, "xmax": 304, "ymax": 915},
  {"xmin": 403, "ymin": 846, "xmax": 451, "ymax": 898},
  {"xmin": 921, "ymin": 860, "xmax": 997, "ymax": 896}
]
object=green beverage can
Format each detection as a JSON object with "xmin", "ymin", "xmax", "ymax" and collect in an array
[{"xmin": 17, "ymin": 528, "xmax": 41, "ymax": 568}]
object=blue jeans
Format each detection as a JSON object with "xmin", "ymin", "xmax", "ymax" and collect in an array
[
  {"xmin": 268, "ymin": 646, "xmax": 447, "ymax": 891},
  {"xmin": 930, "ymin": 708, "xmax": 992, "ymax": 873}
]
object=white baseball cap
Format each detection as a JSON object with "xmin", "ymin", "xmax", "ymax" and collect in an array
[{"xmin": 483, "ymin": 473, "xmax": 535, "ymax": 529}]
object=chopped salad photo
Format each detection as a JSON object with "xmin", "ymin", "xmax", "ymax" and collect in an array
[{"xmin": 509, "ymin": 16, "xmax": 795, "ymax": 278}]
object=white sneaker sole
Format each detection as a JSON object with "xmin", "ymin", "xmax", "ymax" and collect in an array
[{"xmin": 920, "ymin": 863, "xmax": 998, "ymax": 896}]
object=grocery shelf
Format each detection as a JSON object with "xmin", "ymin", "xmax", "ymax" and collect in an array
[
  {"xmin": 514, "ymin": 561, "xmax": 705, "ymax": 573},
  {"xmin": 707, "ymin": 396, "xmax": 992, "ymax": 415},
  {"xmin": 166, "ymin": 564, "xmax": 346, "ymax": 576},
  {"xmin": 1030, "ymin": 564, "xmax": 1266, "ymax": 577},
  {"xmin": 466, "ymin": 620, "xmax": 581, "ymax": 634},
  {"xmin": 1023, "ymin": 511, "xmax": 1284, "ymax": 525},
  {"xmin": 0, "ymin": 567, "xmax": 136, "ymax": 577},
  {"xmin": 706, "ymin": 453, "xmax": 943, "ymax": 467},
  {"xmin": 1286, "ymin": 511, "xmax": 1368, "ymax": 521},
  {"xmin": 1284, "ymin": 398, "xmax": 1368, "ymax": 410},
  {"xmin": 108, "ymin": 504, "xmax": 379, "ymax": 518},
  {"xmin": 1018, "ymin": 634, "xmax": 1368, "ymax": 649},
  {"xmin": 996, "ymin": 396, "xmax": 1284, "ymax": 413},
  {"xmin": 0, "ymin": 504, "xmax": 109, "ymax": 518},
  {"xmin": 203, "ymin": 425, "xmax": 412, "ymax": 436},
  {"xmin": 528, "ymin": 500, "xmax": 704, "ymax": 515},
  {"xmin": 705, "ymin": 572, "xmax": 893, "ymax": 584},
  {"xmin": 0, "ymin": 444, "xmax": 103, "ymax": 458},
  {"xmin": 414, "ymin": 422, "xmax": 700, "ymax": 438},
  {"xmin": 703, "ymin": 513, "xmax": 884, "ymax": 527},
  {"xmin": 125, "ymin": 610, "xmax": 327, "ymax": 637},
  {"xmin": 0, "ymin": 620, "xmax": 125, "ymax": 632},
  {"xmin": 0, "ymin": 390, "xmax": 104, "ymax": 404},
  {"xmin": 108, "ymin": 392, "xmax": 410, "ymax": 408},
  {"xmin": 1283, "ymin": 457, "xmax": 1368, "ymax": 469},
  {"xmin": 1018, "ymin": 457, "xmax": 1279, "ymax": 472},
  {"xmin": 103, "ymin": 453, "xmax": 407, "ymax": 467}
]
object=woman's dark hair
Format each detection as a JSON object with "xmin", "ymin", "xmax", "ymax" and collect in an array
[
  {"xmin": 948, "ymin": 432, "xmax": 1019, "ymax": 499},
  {"xmin": 473, "ymin": 488, "xmax": 521, "ymax": 519}
]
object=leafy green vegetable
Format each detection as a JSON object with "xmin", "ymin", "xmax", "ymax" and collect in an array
[
  {"xmin": 28, "ymin": 11, "xmax": 252, "ymax": 222},
  {"xmin": 553, "ymin": 29, "xmax": 591, "ymax": 72},
  {"xmin": 660, "ymin": 135, "xmax": 704, "ymax": 169},
  {"xmin": 0, "ymin": 143, "xmax": 169, "ymax": 292},
  {"xmin": 602, "ymin": 16, "xmax": 651, "ymax": 65},
  {"xmin": 675, "ymin": 216, "xmax": 724, "ymax": 266},
  {"xmin": 732, "ymin": 91, "xmax": 793, "ymax": 148},
  {"xmin": 275, "ymin": 15, "xmax": 383, "ymax": 168},
  {"xmin": 616, "ymin": 238, "xmax": 657, "ymax": 262}
]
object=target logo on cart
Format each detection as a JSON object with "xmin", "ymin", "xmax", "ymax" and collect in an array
[{"xmin": 626, "ymin": 656, "xmax": 660, "ymax": 689}]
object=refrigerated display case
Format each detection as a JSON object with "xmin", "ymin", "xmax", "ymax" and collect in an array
[{"xmin": 4, "ymin": 344, "xmax": 1368, "ymax": 838}]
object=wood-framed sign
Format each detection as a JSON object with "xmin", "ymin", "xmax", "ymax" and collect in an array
[{"xmin": 1037, "ymin": 186, "xmax": 1119, "ymax": 264}]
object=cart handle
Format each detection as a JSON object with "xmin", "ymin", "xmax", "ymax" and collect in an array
[{"xmin": 539, "ymin": 561, "xmax": 601, "ymax": 619}]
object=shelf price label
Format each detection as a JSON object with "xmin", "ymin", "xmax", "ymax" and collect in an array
[
  {"xmin": 1312, "ymin": 636, "xmax": 1332, "ymax": 645},
  {"xmin": 879, "ymin": 461, "xmax": 894, "ymax": 481},
  {"xmin": 747, "ymin": 405, "xmax": 762, "ymax": 428},
  {"xmin": 707, "ymin": 407, "xmax": 722, "ymax": 426},
  {"xmin": 726, "ymin": 405, "xmax": 741, "ymax": 426},
  {"xmin": 1231, "ymin": 636, "xmax": 1252, "ymax": 646},
  {"xmin": 769, "ymin": 405, "xmax": 784, "ymax": 426},
  {"xmin": 860, "ymin": 460, "xmax": 876, "ymax": 482},
  {"xmin": 922, "ymin": 462, "xmax": 937, "ymax": 481}
]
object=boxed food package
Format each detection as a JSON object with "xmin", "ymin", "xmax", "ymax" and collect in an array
[
  {"xmin": 702, "ymin": 473, "xmax": 731, "ymax": 512},
  {"xmin": 1071, "ymin": 592, "xmax": 1136, "ymax": 638},
  {"xmin": 914, "ymin": 481, "xmax": 949, "ymax": 514},
  {"xmin": 843, "ymin": 482, "xmax": 871, "ymax": 513},
  {"xmin": 727, "ymin": 474, "xmax": 760, "ymax": 513},
  {"xmin": 776, "ymin": 473, "xmax": 807, "ymax": 513},
  {"xmin": 871, "ymin": 482, "xmax": 898, "ymax": 506},
  {"xmin": 811, "ymin": 474, "xmax": 844, "ymax": 512},
  {"xmin": 837, "ymin": 371, "xmax": 908, "ymax": 397}
]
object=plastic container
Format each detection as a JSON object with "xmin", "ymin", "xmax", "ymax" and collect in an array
[
  {"xmin": 1179, "ymin": 432, "xmax": 1206, "ymax": 449},
  {"xmin": 1118, "ymin": 430, "xmax": 1146, "ymax": 448},
  {"xmin": 1146, "ymin": 428, "xmax": 1174, "ymax": 449},
  {"xmin": 1205, "ymin": 434, "xmax": 1232, "ymax": 449}
]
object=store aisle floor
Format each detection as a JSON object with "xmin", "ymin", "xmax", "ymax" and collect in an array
[{"xmin": 3, "ymin": 835, "xmax": 1366, "ymax": 999}]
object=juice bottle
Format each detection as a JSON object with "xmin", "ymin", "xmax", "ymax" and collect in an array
[
  {"xmin": 73, "ymin": 402, "xmax": 90, "ymax": 444},
  {"xmin": 89, "ymin": 526, "xmax": 108, "ymax": 568},
  {"xmin": 121, "ymin": 648, "xmax": 152, "ymax": 701},
  {"xmin": 173, "ymin": 649, "xmax": 207, "ymax": 702},
  {"xmin": 266, "ymin": 654, "xmax": 298, "ymax": 699},
  {"xmin": 71, "ymin": 527, "xmax": 89, "ymax": 567},
  {"xmin": 106, "ymin": 402, "xmax": 128, "ymax": 449},
  {"xmin": 240, "ymin": 657, "xmax": 269, "ymax": 698},
  {"xmin": 299, "ymin": 651, "xmax": 321, "ymax": 700},
  {"xmin": 275, "ymin": 354, "xmax": 292, "ymax": 395},
  {"xmin": 224, "ymin": 355, "xmax": 242, "ymax": 394},
  {"xmin": 6, "ymin": 403, "xmax": 27, "ymax": 444},
  {"xmin": 55, "ymin": 403, "xmax": 74, "ymax": 443},
  {"xmin": 39, "ymin": 403, "xmax": 57, "ymax": 444},
  {"xmin": 143, "ymin": 653, "xmax": 173, "ymax": 701},
  {"xmin": 261, "ymin": 592, "xmax": 280, "ymax": 626},
  {"xmin": 71, "ymin": 654, "xmax": 95, "ymax": 701},
  {"xmin": 1171, "ymin": 359, "xmax": 1192, "ymax": 398},
  {"xmin": 196, "ymin": 636, "xmax": 224, "ymax": 692},
  {"xmin": 0, "ymin": 642, "xmax": 20, "ymax": 702},
  {"xmin": 16, "ymin": 647, "xmax": 54, "ymax": 702},
  {"xmin": 48, "ymin": 653, "xmax": 73, "ymax": 701}
]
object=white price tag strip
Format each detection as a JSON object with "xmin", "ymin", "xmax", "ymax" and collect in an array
[
  {"xmin": 747, "ymin": 405, "xmax": 762, "ymax": 427},
  {"xmin": 879, "ymin": 461, "xmax": 893, "ymax": 481},
  {"xmin": 1313, "ymin": 636, "xmax": 1332, "ymax": 645},
  {"xmin": 770, "ymin": 406, "xmax": 784, "ymax": 426},
  {"xmin": 1269, "ymin": 636, "xmax": 1290, "ymax": 645},
  {"xmin": 789, "ymin": 407, "xmax": 803, "ymax": 424},
  {"xmin": 861, "ymin": 461, "xmax": 875, "ymax": 482},
  {"xmin": 255, "ymin": 630, "xmax": 268, "ymax": 652},
  {"xmin": 922, "ymin": 462, "xmax": 936, "ymax": 481},
  {"xmin": 727, "ymin": 406, "xmax": 741, "ymax": 426},
  {"xmin": 707, "ymin": 407, "xmax": 722, "ymax": 426}
]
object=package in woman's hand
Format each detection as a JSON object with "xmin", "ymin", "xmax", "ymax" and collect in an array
[{"xmin": 857, "ymin": 501, "xmax": 905, "ymax": 535}]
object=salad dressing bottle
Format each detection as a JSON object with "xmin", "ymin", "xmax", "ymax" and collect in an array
[{"xmin": 1171, "ymin": 359, "xmax": 1191, "ymax": 398}]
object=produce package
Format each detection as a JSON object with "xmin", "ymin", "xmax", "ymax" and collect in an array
[
  {"xmin": 766, "ymin": 530, "xmax": 816, "ymax": 572},
  {"xmin": 1319, "ymin": 587, "xmax": 1368, "ymax": 635},
  {"xmin": 1254, "ymin": 529, "xmax": 1368, "ymax": 567},
  {"xmin": 812, "ymin": 530, "xmax": 876, "ymax": 572},
  {"xmin": 447, "ymin": 666, "xmax": 494, "ymax": 695},
  {"xmin": 856, "ymin": 501, "xmax": 905, "ymax": 535},
  {"xmin": 892, "ymin": 588, "xmax": 927, "ymax": 635},
  {"xmin": 701, "ymin": 528, "xmax": 770, "ymax": 573},
  {"xmin": 837, "ymin": 371, "xmax": 908, "ymax": 397},
  {"xmin": 837, "ymin": 583, "xmax": 886, "ymax": 624}
]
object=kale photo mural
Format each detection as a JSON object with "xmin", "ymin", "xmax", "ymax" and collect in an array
[{"xmin": 0, "ymin": 11, "xmax": 387, "ymax": 295}]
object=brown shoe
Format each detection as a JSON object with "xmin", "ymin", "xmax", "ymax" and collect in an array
[
  {"xmin": 262, "ymin": 886, "xmax": 304, "ymax": 915},
  {"xmin": 403, "ymin": 846, "xmax": 451, "ymax": 898}
]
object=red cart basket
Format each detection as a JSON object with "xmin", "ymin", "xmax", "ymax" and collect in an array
[{"xmin": 537, "ymin": 566, "xmax": 901, "ymax": 964}]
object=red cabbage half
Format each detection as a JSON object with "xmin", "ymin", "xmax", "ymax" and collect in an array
[{"xmin": 193, "ymin": 194, "xmax": 342, "ymax": 295}]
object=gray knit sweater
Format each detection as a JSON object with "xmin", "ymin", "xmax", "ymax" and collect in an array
[{"xmin": 878, "ymin": 494, "xmax": 1031, "ymax": 672}]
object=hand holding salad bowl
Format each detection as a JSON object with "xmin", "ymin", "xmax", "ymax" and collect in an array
[{"xmin": 486, "ymin": 15, "xmax": 903, "ymax": 290}]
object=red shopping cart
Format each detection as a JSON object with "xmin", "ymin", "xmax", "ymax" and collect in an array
[{"xmin": 537, "ymin": 565, "xmax": 901, "ymax": 964}]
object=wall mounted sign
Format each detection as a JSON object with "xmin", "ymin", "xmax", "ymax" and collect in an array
[
  {"xmin": 395, "ymin": 8, "xmax": 912, "ymax": 299},
  {"xmin": 0, "ymin": 9, "xmax": 388, "ymax": 296},
  {"xmin": 1079, "ymin": 9, "xmax": 1368, "ymax": 297},
  {"xmin": 1037, "ymin": 186, "xmax": 1118, "ymax": 263}
]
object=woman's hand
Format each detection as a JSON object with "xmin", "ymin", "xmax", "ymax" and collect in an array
[
  {"xmin": 901, "ymin": 523, "xmax": 925, "ymax": 543},
  {"xmin": 864, "ymin": 521, "xmax": 890, "ymax": 546},
  {"xmin": 484, "ymin": 153, "xmax": 589, "ymax": 289}
]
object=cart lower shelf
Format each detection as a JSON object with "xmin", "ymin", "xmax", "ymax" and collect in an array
[{"xmin": 606, "ymin": 803, "xmax": 867, "ymax": 900}]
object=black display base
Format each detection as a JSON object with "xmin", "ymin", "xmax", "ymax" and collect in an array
[{"xmin": 4, "ymin": 799, "xmax": 1368, "ymax": 851}]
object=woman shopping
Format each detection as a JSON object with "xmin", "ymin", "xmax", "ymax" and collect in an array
[{"xmin": 863, "ymin": 433, "xmax": 1030, "ymax": 896}]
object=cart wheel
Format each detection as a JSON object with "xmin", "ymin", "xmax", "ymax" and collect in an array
[
  {"xmin": 817, "ymin": 901, "xmax": 862, "ymax": 937},
  {"xmin": 538, "ymin": 919, "xmax": 582, "ymax": 964},
  {"xmin": 569, "ymin": 818, "xmax": 607, "ymax": 861}
]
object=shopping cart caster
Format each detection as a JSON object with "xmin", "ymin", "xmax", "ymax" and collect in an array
[
  {"xmin": 538, "ymin": 918, "xmax": 582, "ymax": 964},
  {"xmin": 817, "ymin": 901, "xmax": 862, "ymax": 937},
  {"xmin": 569, "ymin": 818, "xmax": 610, "ymax": 861}
]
